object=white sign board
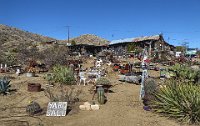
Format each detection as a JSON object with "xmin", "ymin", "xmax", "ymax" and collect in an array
[{"xmin": 46, "ymin": 102, "xmax": 67, "ymax": 116}]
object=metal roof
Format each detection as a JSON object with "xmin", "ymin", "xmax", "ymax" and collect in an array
[{"xmin": 110, "ymin": 35, "xmax": 161, "ymax": 45}]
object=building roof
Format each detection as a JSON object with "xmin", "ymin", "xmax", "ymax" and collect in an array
[
  {"xmin": 132, "ymin": 35, "xmax": 160, "ymax": 42},
  {"xmin": 110, "ymin": 35, "xmax": 161, "ymax": 45}
]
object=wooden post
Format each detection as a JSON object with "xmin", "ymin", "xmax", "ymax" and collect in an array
[{"xmin": 139, "ymin": 48, "xmax": 149, "ymax": 100}]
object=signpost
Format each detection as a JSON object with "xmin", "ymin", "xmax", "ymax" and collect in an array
[{"xmin": 46, "ymin": 102, "xmax": 68, "ymax": 116}]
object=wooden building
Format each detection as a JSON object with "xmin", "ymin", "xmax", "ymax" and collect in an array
[{"xmin": 109, "ymin": 34, "xmax": 175, "ymax": 56}]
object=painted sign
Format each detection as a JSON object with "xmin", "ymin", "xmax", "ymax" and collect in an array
[{"xmin": 46, "ymin": 102, "xmax": 67, "ymax": 116}]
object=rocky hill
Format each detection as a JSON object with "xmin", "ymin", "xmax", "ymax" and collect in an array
[
  {"xmin": 0, "ymin": 25, "xmax": 109, "ymax": 49},
  {"xmin": 68, "ymin": 34, "xmax": 110, "ymax": 46},
  {"xmin": 0, "ymin": 24, "xmax": 56, "ymax": 49}
]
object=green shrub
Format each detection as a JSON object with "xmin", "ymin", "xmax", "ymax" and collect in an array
[
  {"xmin": 96, "ymin": 77, "xmax": 111, "ymax": 85},
  {"xmin": 52, "ymin": 65, "xmax": 75, "ymax": 85},
  {"xmin": 152, "ymin": 80, "xmax": 200, "ymax": 124},
  {"xmin": 170, "ymin": 64, "xmax": 200, "ymax": 84}
]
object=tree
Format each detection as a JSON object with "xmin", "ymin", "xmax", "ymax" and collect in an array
[
  {"xmin": 71, "ymin": 40, "xmax": 76, "ymax": 45},
  {"xmin": 127, "ymin": 43, "xmax": 137, "ymax": 52},
  {"xmin": 176, "ymin": 46, "xmax": 186, "ymax": 52}
]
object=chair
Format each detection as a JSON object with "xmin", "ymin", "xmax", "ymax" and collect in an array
[{"xmin": 79, "ymin": 72, "xmax": 87, "ymax": 86}]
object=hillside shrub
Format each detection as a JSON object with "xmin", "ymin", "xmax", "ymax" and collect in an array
[{"xmin": 42, "ymin": 46, "xmax": 69, "ymax": 67}]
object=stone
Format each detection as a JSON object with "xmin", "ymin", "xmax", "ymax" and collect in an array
[
  {"xmin": 91, "ymin": 104, "xmax": 100, "ymax": 110},
  {"xmin": 84, "ymin": 102, "xmax": 91, "ymax": 106},
  {"xmin": 85, "ymin": 105, "xmax": 91, "ymax": 110},
  {"xmin": 79, "ymin": 104, "xmax": 91, "ymax": 111},
  {"xmin": 79, "ymin": 105, "xmax": 86, "ymax": 110}
]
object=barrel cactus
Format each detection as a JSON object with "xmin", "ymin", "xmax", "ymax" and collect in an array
[
  {"xmin": 97, "ymin": 86, "xmax": 105, "ymax": 104},
  {"xmin": 26, "ymin": 101, "xmax": 42, "ymax": 115},
  {"xmin": 0, "ymin": 76, "xmax": 11, "ymax": 95}
]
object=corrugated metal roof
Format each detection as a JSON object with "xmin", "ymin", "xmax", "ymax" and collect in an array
[
  {"xmin": 110, "ymin": 37, "xmax": 134, "ymax": 44},
  {"xmin": 132, "ymin": 35, "xmax": 160, "ymax": 42},
  {"xmin": 110, "ymin": 35, "xmax": 161, "ymax": 45}
]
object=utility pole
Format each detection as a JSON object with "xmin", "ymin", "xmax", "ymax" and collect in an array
[{"xmin": 65, "ymin": 26, "xmax": 70, "ymax": 43}]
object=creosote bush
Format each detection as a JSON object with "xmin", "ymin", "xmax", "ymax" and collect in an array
[
  {"xmin": 151, "ymin": 80, "xmax": 200, "ymax": 124},
  {"xmin": 44, "ymin": 86, "xmax": 81, "ymax": 106}
]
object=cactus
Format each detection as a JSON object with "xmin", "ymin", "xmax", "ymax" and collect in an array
[
  {"xmin": 97, "ymin": 86, "xmax": 105, "ymax": 104},
  {"xmin": 26, "ymin": 101, "xmax": 42, "ymax": 115},
  {"xmin": 0, "ymin": 76, "xmax": 11, "ymax": 95}
]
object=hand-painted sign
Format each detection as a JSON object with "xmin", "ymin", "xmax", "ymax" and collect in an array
[{"xmin": 46, "ymin": 102, "xmax": 67, "ymax": 116}]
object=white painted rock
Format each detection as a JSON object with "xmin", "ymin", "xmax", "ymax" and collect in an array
[
  {"xmin": 79, "ymin": 104, "xmax": 91, "ymax": 110},
  {"xmin": 85, "ymin": 105, "xmax": 91, "ymax": 110},
  {"xmin": 91, "ymin": 104, "xmax": 99, "ymax": 110},
  {"xmin": 84, "ymin": 102, "xmax": 91, "ymax": 106},
  {"xmin": 79, "ymin": 105, "xmax": 86, "ymax": 110}
]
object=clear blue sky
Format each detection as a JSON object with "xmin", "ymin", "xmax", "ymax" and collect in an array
[{"xmin": 1, "ymin": 0, "xmax": 200, "ymax": 48}]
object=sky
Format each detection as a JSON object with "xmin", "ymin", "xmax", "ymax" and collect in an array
[{"xmin": 1, "ymin": 0, "xmax": 200, "ymax": 48}]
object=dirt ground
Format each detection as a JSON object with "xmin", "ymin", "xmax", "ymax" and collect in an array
[{"xmin": 0, "ymin": 59, "xmax": 194, "ymax": 126}]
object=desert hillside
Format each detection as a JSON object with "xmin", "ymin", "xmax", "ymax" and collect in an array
[
  {"xmin": 68, "ymin": 34, "xmax": 110, "ymax": 46},
  {"xmin": 0, "ymin": 24, "xmax": 57, "ymax": 49},
  {"xmin": 0, "ymin": 25, "xmax": 109, "ymax": 48}
]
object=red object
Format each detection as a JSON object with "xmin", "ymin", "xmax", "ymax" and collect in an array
[
  {"xmin": 124, "ymin": 64, "xmax": 129, "ymax": 70},
  {"xmin": 120, "ymin": 69, "xmax": 129, "ymax": 75},
  {"xmin": 113, "ymin": 64, "xmax": 120, "ymax": 71},
  {"xmin": 144, "ymin": 59, "xmax": 151, "ymax": 64}
]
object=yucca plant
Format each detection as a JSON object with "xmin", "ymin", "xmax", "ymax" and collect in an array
[
  {"xmin": 151, "ymin": 80, "xmax": 200, "ymax": 124},
  {"xmin": 52, "ymin": 65, "xmax": 75, "ymax": 85},
  {"xmin": 0, "ymin": 76, "xmax": 11, "ymax": 95}
]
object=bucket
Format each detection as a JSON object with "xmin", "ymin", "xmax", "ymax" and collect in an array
[{"xmin": 28, "ymin": 83, "xmax": 41, "ymax": 92}]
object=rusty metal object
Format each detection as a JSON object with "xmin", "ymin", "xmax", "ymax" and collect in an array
[{"xmin": 28, "ymin": 83, "xmax": 41, "ymax": 92}]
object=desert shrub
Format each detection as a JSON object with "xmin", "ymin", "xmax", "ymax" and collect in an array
[
  {"xmin": 143, "ymin": 79, "xmax": 158, "ymax": 106},
  {"xmin": 151, "ymin": 80, "xmax": 200, "ymax": 124},
  {"xmin": 41, "ymin": 46, "xmax": 69, "ymax": 67},
  {"xmin": 51, "ymin": 65, "xmax": 75, "ymax": 85},
  {"xmin": 44, "ymin": 86, "xmax": 81, "ymax": 106},
  {"xmin": 96, "ymin": 77, "xmax": 111, "ymax": 85},
  {"xmin": 170, "ymin": 64, "xmax": 200, "ymax": 84},
  {"xmin": 71, "ymin": 40, "xmax": 76, "ymax": 45},
  {"xmin": 1, "ymin": 52, "xmax": 17, "ymax": 66}
]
